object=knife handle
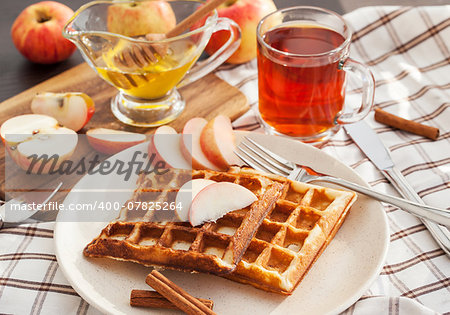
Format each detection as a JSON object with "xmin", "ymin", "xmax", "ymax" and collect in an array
[
  {"xmin": 313, "ymin": 176, "xmax": 450, "ymax": 227},
  {"xmin": 382, "ymin": 168, "xmax": 450, "ymax": 257}
]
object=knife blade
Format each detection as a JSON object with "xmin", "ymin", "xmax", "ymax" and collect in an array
[{"xmin": 344, "ymin": 121, "xmax": 450, "ymax": 257}]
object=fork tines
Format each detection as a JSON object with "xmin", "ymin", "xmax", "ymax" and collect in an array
[{"xmin": 235, "ymin": 136, "xmax": 294, "ymax": 177}]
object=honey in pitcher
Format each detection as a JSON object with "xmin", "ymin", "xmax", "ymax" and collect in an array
[
  {"xmin": 96, "ymin": 39, "xmax": 199, "ymax": 100},
  {"xmin": 258, "ymin": 25, "xmax": 347, "ymax": 137}
]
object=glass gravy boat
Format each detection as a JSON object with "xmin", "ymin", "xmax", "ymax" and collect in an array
[{"xmin": 63, "ymin": 0, "xmax": 240, "ymax": 127}]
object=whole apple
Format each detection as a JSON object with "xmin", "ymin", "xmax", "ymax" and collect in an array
[
  {"xmin": 204, "ymin": 0, "xmax": 277, "ymax": 64},
  {"xmin": 11, "ymin": 1, "xmax": 76, "ymax": 64},
  {"xmin": 107, "ymin": 1, "xmax": 176, "ymax": 37}
]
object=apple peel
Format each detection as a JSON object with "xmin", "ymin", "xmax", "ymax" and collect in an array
[{"xmin": 189, "ymin": 181, "xmax": 257, "ymax": 226}]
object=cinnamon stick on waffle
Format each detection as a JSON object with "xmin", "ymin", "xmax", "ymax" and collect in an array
[
  {"xmin": 84, "ymin": 167, "xmax": 358, "ymax": 295},
  {"xmin": 223, "ymin": 167, "xmax": 357, "ymax": 295}
]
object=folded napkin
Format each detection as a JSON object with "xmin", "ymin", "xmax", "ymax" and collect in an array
[{"xmin": 0, "ymin": 5, "xmax": 449, "ymax": 315}]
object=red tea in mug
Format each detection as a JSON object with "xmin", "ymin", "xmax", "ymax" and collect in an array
[{"xmin": 258, "ymin": 25, "xmax": 347, "ymax": 137}]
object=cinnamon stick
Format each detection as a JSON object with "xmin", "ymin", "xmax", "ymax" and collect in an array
[
  {"xmin": 166, "ymin": 0, "xmax": 228, "ymax": 38},
  {"xmin": 130, "ymin": 290, "xmax": 214, "ymax": 309},
  {"xmin": 145, "ymin": 270, "xmax": 216, "ymax": 315},
  {"xmin": 117, "ymin": 0, "xmax": 228, "ymax": 71},
  {"xmin": 374, "ymin": 107, "xmax": 440, "ymax": 140}
]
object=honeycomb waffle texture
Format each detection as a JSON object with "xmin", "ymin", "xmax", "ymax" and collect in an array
[
  {"xmin": 224, "ymin": 167, "xmax": 357, "ymax": 294},
  {"xmin": 83, "ymin": 168, "xmax": 286, "ymax": 275}
]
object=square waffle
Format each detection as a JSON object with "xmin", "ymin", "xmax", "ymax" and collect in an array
[
  {"xmin": 83, "ymin": 168, "xmax": 287, "ymax": 275},
  {"xmin": 223, "ymin": 167, "xmax": 357, "ymax": 294}
]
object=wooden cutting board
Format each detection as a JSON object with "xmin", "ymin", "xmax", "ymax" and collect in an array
[{"xmin": 0, "ymin": 62, "xmax": 249, "ymax": 200}]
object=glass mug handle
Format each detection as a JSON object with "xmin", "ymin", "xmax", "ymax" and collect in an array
[
  {"xmin": 337, "ymin": 58, "xmax": 375, "ymax": 124},
  {"xmin": 178, "ymin": 17, "xmax": 241, "ymax": 88}
]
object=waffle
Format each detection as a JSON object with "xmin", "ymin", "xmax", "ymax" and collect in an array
[
  {"xmin": 83, "ymin": 168, "xmax": 287, "ymax": 275},
  {"xmin": 223, "ymin": 167, "xmax": 357, "ymax": 295}
]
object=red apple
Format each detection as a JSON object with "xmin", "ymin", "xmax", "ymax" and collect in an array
[
  {"xmin": 31, "ymin": 92, "xmax": 95, "ymax": 132},
  {"xmin": 107, "ymin": 1, "xmax": 176, "ymax": 37},
  {"xmin": 0, "ymin": 114, "xmax": 78, "ymax": 174},
  {"xmin": 86, "ymin": 128, "xmax": 146, "ymax": 155},
  {"xmin": 200, "ymin": 0, "xmax": 277, "ymax": 64},
  {"xmin": 11, "ymin": 1, "xmax": 76, "ymax": 64}
]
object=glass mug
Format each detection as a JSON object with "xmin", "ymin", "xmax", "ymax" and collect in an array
[
  {"xmin": 257, "ymin": 6, "xmax": 375, "ymax": 143},
  {"xmin": 63, "ymin": 0, "xmax": 240, "ymax": 127}
]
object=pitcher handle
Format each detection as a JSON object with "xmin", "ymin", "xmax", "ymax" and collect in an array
[
  {"xmin": 178, "ymin": 17, "xmax": 241, "ymax": 88},
  {"xmin": 337, "ymin": 58, "xmax": 375, "ymax": 124}
]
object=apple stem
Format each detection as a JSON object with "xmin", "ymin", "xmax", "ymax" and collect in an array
[{"xmin": 36, "ymin": 9, "xmax": 51, "ymax": 23}]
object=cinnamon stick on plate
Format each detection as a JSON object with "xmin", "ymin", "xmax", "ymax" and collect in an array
[
  {"xmin": 130, "ymin": 290, "xmax": 214, "ymax": 310},
  {"xmin": 145, "ymin": 270, "xmax": 216, "ymax": 315},
  {"xmin": 374, "ymin": 107, "xmax": 440, "ymax": 140}
]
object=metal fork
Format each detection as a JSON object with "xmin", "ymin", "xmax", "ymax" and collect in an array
[
  {"xmin": 235, "ymin": 136, "xmax": 450, "ymax": 227},
  {"xmin": 0, "ymin": 182, "xmax": 63, "ymax": 228}
]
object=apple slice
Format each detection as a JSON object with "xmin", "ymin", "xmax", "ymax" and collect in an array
[
  {"xmin": 86, "ymin": 128, "xmax": 146, "ymax": 155},
  {"xmin": 174, "ymin": 179, "xmax": 216, "ymax": 222},
  {"xmin": 200, "ymin": 115, "xmax": 239, "ymax": 170},
  {"xmin": 180, "ymin": 117, "xmax": 220, "ymax": 171},
  {"xmin": 31, "ymin": 92, "xmax": 95, "ymax": 131},
  {"xmin": 0, "ymin": 114, "xmax": 78, "ymax": 174},
  {"xmin": 189, "ymin": 182, "xmax": 257, "ymax": 226},
  {"xmin": 149, "ymin": 125, "xmax": 191, "ymax": 169}
]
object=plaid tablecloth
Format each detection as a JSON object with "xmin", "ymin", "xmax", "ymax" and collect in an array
[{"xmin": 1, "ymin": 5, "xmax": 449, "ymax": 315}]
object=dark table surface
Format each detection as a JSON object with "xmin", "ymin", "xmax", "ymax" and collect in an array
[{"xmin": 0, "ymin": 0, "xmax": 344, "ymax": 102}]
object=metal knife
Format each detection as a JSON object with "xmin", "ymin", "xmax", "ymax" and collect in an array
[{"xmin": 344, "ymin": 121, "xmax": 450, "ymax": 257}]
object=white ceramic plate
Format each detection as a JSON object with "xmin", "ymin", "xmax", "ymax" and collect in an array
[{"xmin": 54, "ymin": 132, "xmax": 389, "ymax": 315}]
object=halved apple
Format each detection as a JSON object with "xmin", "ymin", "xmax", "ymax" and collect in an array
[
  {"xmin": 86, "ymin": 128, "xmax": 146, "ymax": 155},
  {"xmin": 0, "ymin": 114, "xmax": 78, "ymax": 174},
  {"xmin": 180, "ymin": 117, "xmax": 220, "ymax": 171},
  {"xmin": 31, "ymin": 92, "xmax": 95, "ymax": 131},
  {"xmin": 189, "ymin": 182, "xmax": 257, "ymax": 226},
  {"xmin": 174, "ymin": 178, "xmax": 216, "ymax": 222},
  {"xmin": 148, "ymin": 125, "xmax": 191, "ymax": 169},
  {"xmin": 200, "ymin": 115, "xmax": 239, "ymax": 170}
]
